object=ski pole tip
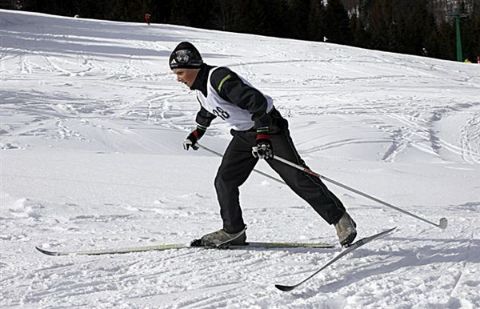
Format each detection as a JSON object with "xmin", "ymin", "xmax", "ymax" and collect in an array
[
  {"xmin": 275, "ymin": 284, "xmax": 295, "ymax": 292},
  {"xmin": 439, "ymin": 217, "xmax": 448, "ymax": 230}
]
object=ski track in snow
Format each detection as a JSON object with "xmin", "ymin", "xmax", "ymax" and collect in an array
[{"xmin": 1, "ymin": 9, "xmax": 480, "ymax": 308}]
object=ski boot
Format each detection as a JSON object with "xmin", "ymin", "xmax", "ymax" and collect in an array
[
  {"xmin": 191, "ymin": 228, "xmax": 246, "ymax": 248},
  {"xmin": 335, "ymin": 212, "xmax": 357, "ymax": 247}
]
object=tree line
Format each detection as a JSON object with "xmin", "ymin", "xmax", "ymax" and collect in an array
[{"xmin": 21, "ymin": 0, "xmax": 480, "ymax": 62}]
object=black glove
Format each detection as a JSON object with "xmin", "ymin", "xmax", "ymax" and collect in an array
[
  {"xmin": 183, "ymin": 126, "xmax": 206, "ymax": 150},
  {"xmin": 252, "ymin": 134, "xmax": 273, "ymax": 160}
]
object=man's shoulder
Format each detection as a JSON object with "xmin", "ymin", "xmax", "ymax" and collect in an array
[
  {"xmin": 210, "ymin": 67, "xmax": 238, "ymax": 91},
  {"xmin": 211, "ymin": 66, "xmax": 233, "ymax": 76}
]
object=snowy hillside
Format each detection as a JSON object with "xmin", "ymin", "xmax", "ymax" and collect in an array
[{"xmin": 1, "ymin": 9, "xmax": 480, "ymax": 308}]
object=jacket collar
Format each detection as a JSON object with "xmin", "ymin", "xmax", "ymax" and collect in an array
[{"xmin": 190, "ymin": 63, "xmax": 213, "ymax": 96}]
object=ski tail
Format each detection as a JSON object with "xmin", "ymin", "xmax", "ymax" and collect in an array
[{"xmin": 35, "ymin": 243, "xmax": 189, "ymax": 256}]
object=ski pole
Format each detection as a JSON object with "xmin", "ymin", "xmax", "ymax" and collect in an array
[
  {"xmin": 197, "ymin": 142, "xmax": 447, "ymax": 230},
  {"xmin": 272, "ymin": 154, "xmax": 448, "ymax": 230},
  {"xmin": 197, "ymin": 143, "xmax": 286, "ymax": 185}
]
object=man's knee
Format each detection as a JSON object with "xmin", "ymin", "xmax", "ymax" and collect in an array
[
  {"xmin": 214, "ymin": 174, "xmax": 222, "ymax": 191},
  {"xmin": 215, "ymin": 172, "xmax": 239, "ymax": 195},
  {"xmin": 214, "ymin": 172, "xmax": 228, "ymax": 193}
]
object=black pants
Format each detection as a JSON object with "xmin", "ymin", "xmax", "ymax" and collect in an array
[{"xmin": 214, "ymin": 118, "xmax": 346, "ymax": 233}]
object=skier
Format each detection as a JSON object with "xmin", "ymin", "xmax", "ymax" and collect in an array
[
  {"xmin": 144, "ymin": 13, "xmax": 151, "ymax": 26},
  {"xmin": 169, "ymin": 42, "xmax": 357, "ymax": 247}
]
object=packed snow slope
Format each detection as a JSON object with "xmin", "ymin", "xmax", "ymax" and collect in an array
[{"xmin": 1, "ymin": 9, "xmax": 480, "ymax": 309}]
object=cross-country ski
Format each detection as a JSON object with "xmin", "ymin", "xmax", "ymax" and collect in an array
[
  {"xmin": 275, "ymin": 227, "xmax": 397, "ymax": 292},
  {"xmin": 35, "ymin": 240, "xmax": 334, "ymax": 256}
]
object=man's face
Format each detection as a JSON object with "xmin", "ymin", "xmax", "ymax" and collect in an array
[{"xmin": 173, "ymin": 68, "xmax": 199, "ymax": 88}]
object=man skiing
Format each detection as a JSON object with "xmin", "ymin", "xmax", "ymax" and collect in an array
[{"xmin": 169, "ymin": 41, "xmax": 357, "ymax": 247}]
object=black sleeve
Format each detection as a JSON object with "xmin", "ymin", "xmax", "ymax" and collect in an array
[
  {"xmin": 195, "ymin": 104, "xmax": 216, "ymax": 128},
  {"xmin": 210, "ymin": 67, "xmax": 271, "ymax": 131}
]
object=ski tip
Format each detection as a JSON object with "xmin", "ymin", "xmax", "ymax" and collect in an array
[
  {"xmin": 35, "ymin": 246, "xmax": 60, "ymax": 256},
  {"xmin": 380, "ymin": 227, "xmax": 397, "ymax": 237},
  {"xmin": 275, "ymin": 284, "xmax": 295, "ymax": 292},
  {"xmin": 386, "ymin": 226, "xmax": 397, "ymax": 233}
]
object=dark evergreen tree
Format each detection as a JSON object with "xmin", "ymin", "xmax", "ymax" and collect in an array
[
  {"xmin": 364, "ymin": 0, "xmax": 394, "ymax": 51},
  {"xmin": 77, "ymin": 0, "xmax": 107, "ymax": 19},
  {"xmin": 228, "ymin": 0, "xmax": 271, "ymax": 35},
  {"xmin": 210, "ymin": 0, "xmax": 237, "ymax": 31},
  {"xmin": 461, "ymin": 4, "xmax": 480, "ymax": 62},
  {"xmin": 263, "ymin": 0, "xmax": 290, "ymax": 37},
  {"xmin": 395, "ymin": 0, "xmax": 437, "ymax": 55},
  {"xmin": 187, "ymin": 0, "xmax": 215, "ymax": 29},
  {"xmin": 324, "ymin": 0, "xmax": 353, "ymax": 44},
  {"xmin": 169, "ymin": 0, "xmax": 214, "ymax": 28},
  {"xmin": 23, "ymin": 0, "xmax": 79, "ymax": 16},
  {"xmin": 151, "ymin": 0, "xmax": 174, "ymax": 24},
  {"xmin": 435, "ymin": 20, "xmax": 456, "ymax": 60},
  {"xmin": 285, "ymin": 0, "xmax": 312, "ymax": 40},
  {"xmin": 307, "ymin": 0, "xmax": 326, "ymax": 41},
  {"xmin": 350, "ymin": 8, "xmax": 370, "ymax": 48}
]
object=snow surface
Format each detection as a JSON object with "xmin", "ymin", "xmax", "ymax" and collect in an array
[{"xmin": 1, "ymin": 9, "xmax": 480, "ymax": 309}]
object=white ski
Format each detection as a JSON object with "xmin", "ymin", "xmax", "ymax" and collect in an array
[{"xmin": 275, "ymin": 227, "xmax": 397, "ymax": 291}]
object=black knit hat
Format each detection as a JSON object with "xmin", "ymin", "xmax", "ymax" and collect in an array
[{"xmin": 169, "ymin": 42, "xmax": 203, "ymax": 70}]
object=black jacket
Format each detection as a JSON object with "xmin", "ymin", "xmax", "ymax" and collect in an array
[{"xmin": 190, "ymin": 64, "xmax": 276, "ymax": 132}]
